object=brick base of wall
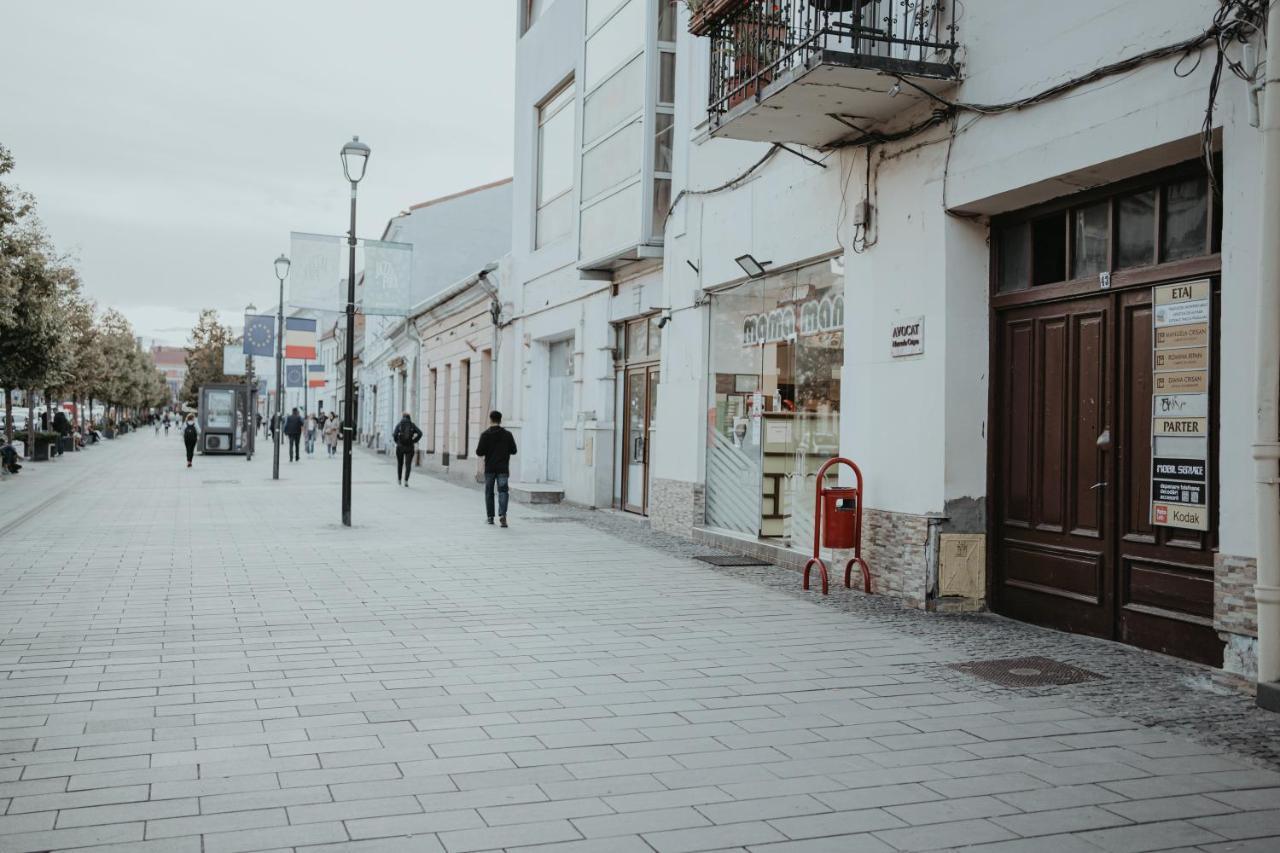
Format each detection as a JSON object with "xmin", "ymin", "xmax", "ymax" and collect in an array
[
  {"xmin": 1215, "ymin": 553, "xmax": 1258, "ymax": 679},
  {"xmin": 862, "ymin": 508, "xmax": 931, "ymax": 608},
  {"xmin": 649, "ymin": 478, "xmax": 704, "ymax": 538}
]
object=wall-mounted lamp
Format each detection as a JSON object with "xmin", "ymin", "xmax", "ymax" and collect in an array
[{"xmin": 735, "ymin": 254, "xmax": 772, "ymax": 279}]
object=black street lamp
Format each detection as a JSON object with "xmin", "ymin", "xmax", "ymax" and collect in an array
[
  {"xmin": 273, "ymin": 254, "xmax": 291, "ymax": 480},
  {"xmin": 340, "ymin": 135, "xmax": 370, "ymax": 527},
  {"xmin": 245, "ymin": 302, "xmax": 257, "ymax": 462}
]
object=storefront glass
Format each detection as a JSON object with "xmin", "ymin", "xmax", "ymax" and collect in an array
[{"xmin": 705, "ymin": 260, "xmax": 844, "ymax": 545}]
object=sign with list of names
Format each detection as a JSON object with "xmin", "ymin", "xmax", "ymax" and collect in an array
[{"xmin": 1150, "ymin": 280, "xmax": 1210, "ymax": 531}]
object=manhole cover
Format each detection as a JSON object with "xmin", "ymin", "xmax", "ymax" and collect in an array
[
  {"xmin": 201, "ymin": 480, "xmax": 241, "ymax": 485},
  {"xmin": 694, "ymin": 554, "xmax": 771, "ymax": 567},
  {"xmin": 949, "ymin": 656, "xmax": 1104, "ymax": 688}
]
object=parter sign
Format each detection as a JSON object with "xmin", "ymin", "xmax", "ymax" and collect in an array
[{"xmin": 1150, "ymin": 280, "xmax": 1211, "ymax": 531}]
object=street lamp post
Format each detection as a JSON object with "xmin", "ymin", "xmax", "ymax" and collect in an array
[
  {"xmin": 273, "ymin": 254, "xmax": 291, "ymax": 480},
  {"xmin": 245, "ymin": 302, "xmax": 257, "ymax": 462},
  {"xmin": 339, "ymin": 135, "xmax": 370, "ymax": 527}
]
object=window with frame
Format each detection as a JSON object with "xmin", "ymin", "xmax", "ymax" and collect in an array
[
  {"xmin": 536, "ymin": 80, "xmax": 576, "ymax": 249},
  {"xmin": 994, "ymin": 161, "xmax": 1220, "ymax": 294}
]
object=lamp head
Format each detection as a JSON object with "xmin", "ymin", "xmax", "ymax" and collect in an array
[
  {"xmin": 735, "ymin": 254, "xmax": 771, "ymax": 279},
  {"xmin": 274, "ymin": 254, "xmax": 291, "ymax": 281},
  {"xmin": 341, "ymin": 135, "xmax": 371, "ymax": 184}
]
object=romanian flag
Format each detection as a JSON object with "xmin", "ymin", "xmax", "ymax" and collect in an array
[
  {"xmin": 308, "ymin": 364, "xmax": 325, "ymax": 388},
  {"xmin": 284, "ymin": 317, "xmax": 317, "ymax": 359}
]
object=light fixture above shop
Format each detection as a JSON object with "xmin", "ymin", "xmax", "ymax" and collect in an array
[{"xmin": 735, "ymin": 254, "xmax": 772, "ymax": 279}]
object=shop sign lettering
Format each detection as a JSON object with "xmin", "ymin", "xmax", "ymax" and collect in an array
[{"xmin": 742, "ymin": 295, "xmax": 843, "ymax": 347}]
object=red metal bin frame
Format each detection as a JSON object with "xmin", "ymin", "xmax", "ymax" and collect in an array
[{"xmin": 803, "ymin": 457, "xmax": 872, "ymax": 596}]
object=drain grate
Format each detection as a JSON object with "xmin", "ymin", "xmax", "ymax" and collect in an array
[
  {"xmin": 949, "ymin": 656, "xmax": 1104, "ymax": 688},
  {"xmin": 694, "ymin": 554, "xmax": 772, "ymax": 567}
]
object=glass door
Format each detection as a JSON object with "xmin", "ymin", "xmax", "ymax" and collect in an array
[
  {"xmin": 623, "ymin": 368, "xmax": 649, "ymax": 514},
  {"xmin": 706, "ymin": 280, "xmax": 766, "ymax": 535}
]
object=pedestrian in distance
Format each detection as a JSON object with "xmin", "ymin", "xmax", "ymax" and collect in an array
[
  {"xmin": 304, "ymin": 412, "xmax": 317, "ymax": 456},
  {"xmin": 284, "ymin": 407, "xmax": 304, "ymax": 462},
  {"xmin": 182, "ymin": 414, "xmax": 198, "ymax": 468},
  {"xmin": 476, "ymin": 410, "xmax": 517, "ymax": 528},
  {"xmin": 391, "ymin": 411, "xmax": 422, "ymax": 486},
  {"xmin": 322, "ymin": 413, "xmax": 340, "ymax": 458},
  {"xmin": 163, "ymin": 413, "xmax": 171, "ymax": 435}
]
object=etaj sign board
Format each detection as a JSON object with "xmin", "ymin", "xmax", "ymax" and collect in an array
[{"xmin": 1150, "ymin": 281, "xmax": 1211, "ymax": 532}]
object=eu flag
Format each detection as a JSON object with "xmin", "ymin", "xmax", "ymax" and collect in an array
[{"xmin": 243, "ymin": 314, "xmax": 275, "ymax": 357}]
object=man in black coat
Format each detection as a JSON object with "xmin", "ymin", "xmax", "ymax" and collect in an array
[
  {"xmin": 283, "ymin": 408, "xmax": 304, "ymax": 462},
  {"xmin": 475, "ymin": 410, "xmax": 518, "ymax": 527},
  {"xmin": 391, "ymin": 412, "xmax": 422, "ymax": 487}
]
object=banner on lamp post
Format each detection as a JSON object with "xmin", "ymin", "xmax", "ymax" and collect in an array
[
  {"xmin": 289, "ymin": 232, "xmax": 343, "ymax": 312},
  {"xmin": 361, "ymin": 239, "xmax": 415, "ymax": 316},
  {"xmin": 223, "ymin": 345, "xmax": 246, "ymax": 376}
]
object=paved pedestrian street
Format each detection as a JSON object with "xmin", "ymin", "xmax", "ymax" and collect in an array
[{"xmin": 0, "ymin": 433, "xmax": 1277, "ymax": 853}]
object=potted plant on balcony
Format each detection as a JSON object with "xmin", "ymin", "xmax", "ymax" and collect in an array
[{"xmin": 724, "ymin": 2, "xmax": 791, "ymax": 109}]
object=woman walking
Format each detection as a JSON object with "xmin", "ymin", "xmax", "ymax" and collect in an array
[{"xmin": 322, "ymin": 412, "xmax": 340, "ymax": 458}]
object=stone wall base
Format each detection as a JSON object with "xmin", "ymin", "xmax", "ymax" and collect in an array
[
  {"xmin": 1215, "ymin": 553, "xmax": 1258, "ymax": 680},
  {"xmin": 650, "ymin": 478, "xmax": 704, "ymax": 538},
  {"xmin": 862, "ymin": 508, "xmax": 932, "ymax": 608}
]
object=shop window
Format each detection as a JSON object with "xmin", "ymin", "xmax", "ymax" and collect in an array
[
  {"xmin": 1162, "ymin": 177, "xmax": 1208, "ymax": 262},
  {"xmin": 1072, "ymin": 201, "xmax": 1109, "ymax": 280},
  {"xmin": 626, "ymin": 320, "xmax": 647, "ymax": 361},
  {"xmin": 1116, "ymin": 189, "xmax": 1157, "ymax": 269},
  {"xmin": 1031, "ymin": 213, "xmax": 1067, "ymax": 286}
]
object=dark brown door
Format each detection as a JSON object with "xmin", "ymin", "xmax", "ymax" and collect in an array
[
  {"xmin": 995, "ymin": 294, "xmax": 1114, "ymax": 640},
  {"xmin": 993, "ymin": 287, "xmax": 1222, "ymax": 666}
]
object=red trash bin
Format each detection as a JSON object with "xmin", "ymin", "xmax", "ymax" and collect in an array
[{"xmin": 822, "ymin": 487, "xmax": 858, "ymax": 549}]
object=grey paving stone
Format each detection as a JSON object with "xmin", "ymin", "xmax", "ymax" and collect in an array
[
  {"xmin": 1077, "ymin": 819, "xmax": 1228, "ymax": 852},
  {"xmin": 437, "ymin": 818, "xmax": 583, "ymax": 852},
  {"xmin": 346, "ymin": 809, "xmax": 485, "ymax": 841},
  {"xmin": 871, "ymin": 817, "xmax": 1018, "ymax": 851},
  {"xmin": 1190, "ymin": 809, "xmax": 1280, "ymax": 840},
  {"xmin": 202, "ymin": 821, "xmax": 348, "ymax": 853},
  {"xmin": 572, "ymin": 806, "xmax": 711, "ymax": 838},
  {"xmin": 643, "ymin": 821, "xmax": 787, "ymax": 853}
]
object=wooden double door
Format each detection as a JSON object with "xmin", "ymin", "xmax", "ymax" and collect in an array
[{"xmin": 993, "ymin": 283, "xmax": 1222, "ymax": 666}]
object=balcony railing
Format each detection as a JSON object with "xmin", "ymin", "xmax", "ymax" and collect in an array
[{"xmin": 702, "ymin": 0, "xmax": 957, "ymax": 126}]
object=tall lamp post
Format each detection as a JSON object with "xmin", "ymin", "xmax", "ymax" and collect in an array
[
  {"xmin": 273, "ymin": 254, "xmax": 291, "ymax": 480},
  {"xmin": 245, "ymin": 302, "xmax": 257, "ymax": 462},
  {"xmin": 340, "ymin": 135, "xmax": 370, "ymax": 527}
]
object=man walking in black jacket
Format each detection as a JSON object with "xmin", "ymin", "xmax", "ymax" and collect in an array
[
  {"xmin": 391, "ymin": 412, "xmax": 422, "ymax": 486},
  {"xmin": 476, "ymin": 410, "xmax": 517, "ymax": 527},
  {"xmin": 283, "ymin": 408, "xmax": 304, "ymax": 462}
]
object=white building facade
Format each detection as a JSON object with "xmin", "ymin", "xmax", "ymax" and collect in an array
[{"xmin": 502, "ymin": 0, "xmax": 1280, "ymax": 693}]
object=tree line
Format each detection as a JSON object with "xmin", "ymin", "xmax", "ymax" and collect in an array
[{"xmin": 0, "ymin": 142, "xmax": 170, "ymax": 443}]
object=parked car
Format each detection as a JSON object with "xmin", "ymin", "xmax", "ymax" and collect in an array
[{"xmin": 2, "ymin": 412, "xmax": 29, "ymax": 433}]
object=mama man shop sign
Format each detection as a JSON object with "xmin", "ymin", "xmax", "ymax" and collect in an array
[{"xmin": 742, "ymin": 294, "xmax": 844, "ymax": 347}]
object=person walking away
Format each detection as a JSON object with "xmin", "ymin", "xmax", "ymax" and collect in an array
[
  {"xmin": 304, "ymin": 412, "xmax": 317, "ymax": 456},
  {"xmin": 284, "ymin": 407, "xmax": 304, "ymax": 462},
  {"xmin": 391, "ymin": 412, "xmax": 422, "ymax": 486},
  {"xmin": 163, "ymin": 413, "xmax": 171, "ymax": 435},
  {"xmin": 323, "ymin": 413, "xmax": 339, "ymax": 458},
  {"xmin": 476, "ymin": 410, "xmax": 518, "ymax": 527},
  {"xmin": 183, "ymin": 414, "xmax": 198, "ymax": 468}
]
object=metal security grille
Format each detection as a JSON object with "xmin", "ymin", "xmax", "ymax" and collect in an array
[{"xmin": 949, "ymin": 656, "xmax": 1104, "ymax": 688}]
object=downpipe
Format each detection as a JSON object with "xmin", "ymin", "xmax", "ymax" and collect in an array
[{"xmin": 1254, "ymin": 1, "xmax": 1280, "ymax": 707}]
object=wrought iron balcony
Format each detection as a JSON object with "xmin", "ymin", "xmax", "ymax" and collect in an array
[{"xmin": 694, "ymin": 0, "xmax": 959, "ymax": 148}]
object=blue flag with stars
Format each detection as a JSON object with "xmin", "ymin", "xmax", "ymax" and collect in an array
[{"xmin": 243, "ymin": 314, "xmax": 275, "ymax": 357}]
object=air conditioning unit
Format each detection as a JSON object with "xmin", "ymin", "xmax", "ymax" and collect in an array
[{"xmin": 205, "ymin": 434, "xmax": 226, "ymax": 451}]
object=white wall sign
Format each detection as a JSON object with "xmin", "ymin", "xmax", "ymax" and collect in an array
[{"xmin": 890, "ymin": 316, "xmax": 925, "ymax": 358}]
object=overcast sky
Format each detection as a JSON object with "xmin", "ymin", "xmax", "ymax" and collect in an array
[{"xmin": 1, "ymin": 0, "xmax": 516, "ymax": 346}]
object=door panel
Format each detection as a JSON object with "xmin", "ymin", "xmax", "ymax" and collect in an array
[
  {"xmin": 995, "ymin": 295, "xmax": 1113, "ymax": 640},
  {"xmin": 623, "ymin": 368, "xmax": 647, "ymax": 514},
  {"xmin": 1114, "ymin": 286, "xmax": 1221, "ymax": 666}
]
